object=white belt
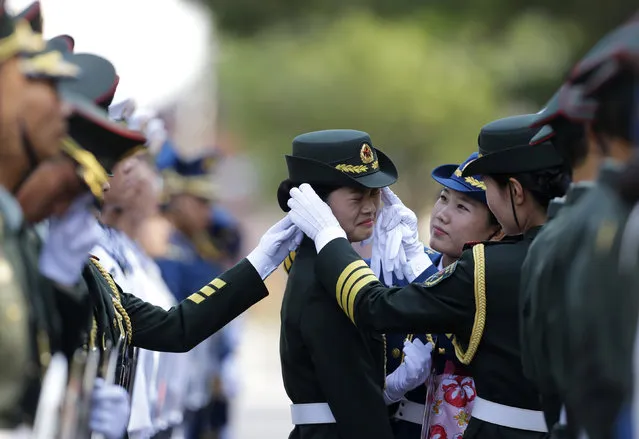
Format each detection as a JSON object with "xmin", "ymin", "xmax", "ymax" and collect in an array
[
  {"xmin": 392, "ymin": 399, "xmax": 425, "ymax": 425},
  {"xmin": 291, "ymin": 403, "xmax": 336, "ymax": 425},
  {"xmin": 472, "ymin": 397, "xmax": 548, "ymax": 433}
]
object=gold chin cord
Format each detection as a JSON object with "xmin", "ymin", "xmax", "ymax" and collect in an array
[{"xmin": 60, "ymin": 137, "xmax": 109, "ymax": 202}]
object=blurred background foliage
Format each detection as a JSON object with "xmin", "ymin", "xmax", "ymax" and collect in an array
[{"xmin": 200, "ymin": 0, "xmax": 637, "ymax": 211}]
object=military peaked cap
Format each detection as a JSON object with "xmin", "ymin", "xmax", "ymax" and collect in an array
[{"xmin": 462, "ymin": 114, "xmax": 564, "ymax": 177}]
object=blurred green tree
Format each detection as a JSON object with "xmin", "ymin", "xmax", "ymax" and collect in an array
[
  {"xmin": 218, "ymin": 11, "xmax": 577, "ymax": 210},
  {"xmin": 199, "ymin": 0, "xmax": 635, "ymax": 103}
]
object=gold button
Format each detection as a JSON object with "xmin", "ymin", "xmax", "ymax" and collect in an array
[
  {"xmin": 392, "ymin": 348, "xmax": 401, "ymax": 358},
  {"xmin": 438, "ymin": 348, "xmax": 446, "ymax": 355}
]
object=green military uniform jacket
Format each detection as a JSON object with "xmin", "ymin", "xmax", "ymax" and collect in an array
[
  {"xmin": 280, "ymin": 238, "xmax": 393, "ymax": 439},
  {"xmin": 0, "ymin": 189, "xmax": 90, "ymax": 428},
  {"xmin": 0, "ymin": 188, "xmax": 36, "ymax": 429},
  {"xmin": 82, "ymin": 255, "xmax": 269, "ymax": 353},
  {"xmin": 519, "ymin": 182, "xmax": 594, "ymax": 437},
  {"xmin": 312, "ymin": 232, "xmax": 546, "ymax": 439},
  {"xmin": 562, "ymin": 162, "xmax": 636, "ymax": 438}
]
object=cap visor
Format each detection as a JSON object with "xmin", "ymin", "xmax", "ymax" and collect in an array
[{"xmin": 56, "ymin": 53, "xmax": 117, "ymax": 103}]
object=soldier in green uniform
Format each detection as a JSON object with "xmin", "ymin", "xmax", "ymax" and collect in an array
[
  {"xmin": 0, "ymin": 4, "xmax": 120, "ymax": 432},
  {"xmin": 287, "ymin": 115, "xmax": 570, "ymax": 439},
  {"xmin": 519, "ymin": 90, "xmax": 594, "ymax": 439},
  {"xmin": 558, "ymin": 21, "xmax": 639, "ymax": 438},
  {"xmin": 0, "ymin": 6, "xmax": 37, "ymax": 427},
  {"xmin": 520, "ymin": 15, "xmax": 639, "ymax": 438}
]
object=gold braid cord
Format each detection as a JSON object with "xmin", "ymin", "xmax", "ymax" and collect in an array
[
  {"xmin": 90, "ymin": 259, "xmax": 133, "ymax": 344},
  {"xmin": 452, "ymin": 244, "xmax": 487, "ymax": 365},
  {"xmin": 89, "ymin": 317, "xmax": 98, "ymax": 350}
]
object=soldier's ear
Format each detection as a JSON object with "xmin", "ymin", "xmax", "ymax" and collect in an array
[{"xmin": 508, "ymin": 177, "xmax": 526, "ymax": 206}]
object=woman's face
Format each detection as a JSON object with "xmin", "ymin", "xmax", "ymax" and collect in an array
[
  {"xmin": 327, "ymin": 186, "xmax": 381, "ymax": 243},
  {"xmin": 429, "ymin": 187, "xmax": 500, "ymax": 258}
]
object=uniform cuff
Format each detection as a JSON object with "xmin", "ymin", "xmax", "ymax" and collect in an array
[{"xmin": 315, "ymin": 226, "xmax": 347, "ymax": 253}]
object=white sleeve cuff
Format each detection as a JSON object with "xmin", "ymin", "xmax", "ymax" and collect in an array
[
  {"xmin": 246, "ymin": 249, "xmax": 274, "ymax": 280},
  {"xmin": 314, "ymin": 227, "xmax": 347, "ymax": 253},
  {"xmin": 406, "ymin": 251, "xmax": 433, "ymax": 283}
]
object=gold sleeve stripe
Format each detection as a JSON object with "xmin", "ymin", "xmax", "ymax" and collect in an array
[
  {"xmin": 335, "ymin": 260, "xmax": 368, "ymax": 310},
  {"xmin": 340, "ymin": 270, "xmax": 370, "ymax": 318},
  {"xmin": 345, "ymin": 273, "xmax": 377, "ymax": 322},
  {"xmin": 199, "ymin": 278, "xmax": 227, "ymax": 297},
  {"xmin": 452, "ymin": 244, "xmax": 487, "ymax": 365},
  {"xmin": 341, "ymin": 266, "xmax": 372, "ymax": 304},
  {"xmin": 284, "ymin": 256, "xmax": 293, "ymax": 272},
  {"xmin": 187, "ymin": 292, "xmax": 206, "ymax": 304},
  {"xmin": 200, "ymin": 285, "xmax": 215, "ymax": 296},
  {"xmin": 283, "ymin": 251, "xmax": 297, "ymax": 272},
  {"xmin": 211, "ymin": 278, "xmax": 227, "ymax": 290}
]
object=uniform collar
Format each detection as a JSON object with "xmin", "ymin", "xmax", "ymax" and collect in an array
[
  {"xmin": 524, "ymin": 225, "xmax": 543, "ymax": 241},
  {"xmin": 0, "ymin": 186, "xmax": 24, "ymax": 233},
  {"xmin": 562, "ymin": 180, "xmax": 596, "ymax": 206}
]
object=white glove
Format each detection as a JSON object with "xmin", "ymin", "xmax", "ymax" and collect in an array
[
  {"xmin": 246, "ymin": 215, "xmax": 303, "ymax": 279},
  {"xmin": 376, "ymin": 188, "xmax": 431, "ymax": 283},
  {"xmin": 287, "ymin": 183, "xmax": 347, "ymax": 252},
  {"xmin": 90, "ymin": 378, "xmax": 131, "ymax": 439},
  {"xmin": 39, "ymin": 194, "xmax": 102, "ymax": 287},
  {"xmin": 383, "ymin": 339, "xmax": 433, "ymax": 404},
  {"xmin": 371, "ymin": 190, "xmax": 404, "ymax": 285}
]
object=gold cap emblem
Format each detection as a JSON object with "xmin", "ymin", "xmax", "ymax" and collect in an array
[{"xmin": 360, "ymin": 143, "xmax": 374, "ymax": 164}]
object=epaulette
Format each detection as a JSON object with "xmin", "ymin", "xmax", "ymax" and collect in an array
[{"xmin": 424, "ymin": 246, "xmax": 438, "ymax": 255}]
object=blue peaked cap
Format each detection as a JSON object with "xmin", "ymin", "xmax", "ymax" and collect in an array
[{"xmin": 430, "ymin": 152, "xmax": 487, "ymax": 203}]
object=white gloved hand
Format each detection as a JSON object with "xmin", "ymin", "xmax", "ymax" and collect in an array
[
  {"xmin": 39, "ymin": 194, "xmax": 102, "ymax": 287},
  {"xmin": 246, "ymin": 215, "xmax": 303, "ymax": 279},
  {"xmin": 372, "ymin": 188, "xmax": 431, "ymax": 284},
  {"xmin": 371, "ymin": 205, "xmax": 403, "ymax": 286},
  {"xmin": 383, "ymin": 339, "xmax": 433, "ymax": 404},
  {"xmin": 90, "ymin": 378, "xmax": 131, "ymax": 439},
  {"xmin": 287, "ymin": 183, "xmax": 347, "ymax": 253}
]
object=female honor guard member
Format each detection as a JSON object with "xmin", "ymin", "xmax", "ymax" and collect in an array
[
  {"xmin": 278, "ymin": 129, "xmax": 399, "ymax": 439},
  {"xmin": 288, "ymin": 114, "xmax": 570, "ymax": 439},
  {"xmin": 373, "ymin": 152, "xmax": 501, "ymax": 439}
]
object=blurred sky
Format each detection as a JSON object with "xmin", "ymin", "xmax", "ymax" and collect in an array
[{"xmin": 9, "ymin": 0, "xmax": 213, "ymax": 110}]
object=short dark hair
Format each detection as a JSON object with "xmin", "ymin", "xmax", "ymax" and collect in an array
[
  {"xmin": 277, "ymin": 179, "xmax": 342, "ymax": 211},
  {"xmin": 551, "ymin": 119, "xmax": 589, "ymax": 172},
  {"xmin": 618, "ymin": 152, "xmax": 639, "ymax": 204},
  {"xmin": 488, "ymin": 165, "xmax": 571, "ymax": 211},
  {"xmin": 591, "ymin": 65, "xmax": 636, "ymax": 142}
]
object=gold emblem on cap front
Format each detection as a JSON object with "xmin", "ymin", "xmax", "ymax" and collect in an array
[{"xmin": 360, "ymin": 143, "xmax": 374, "ymax": 164}]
